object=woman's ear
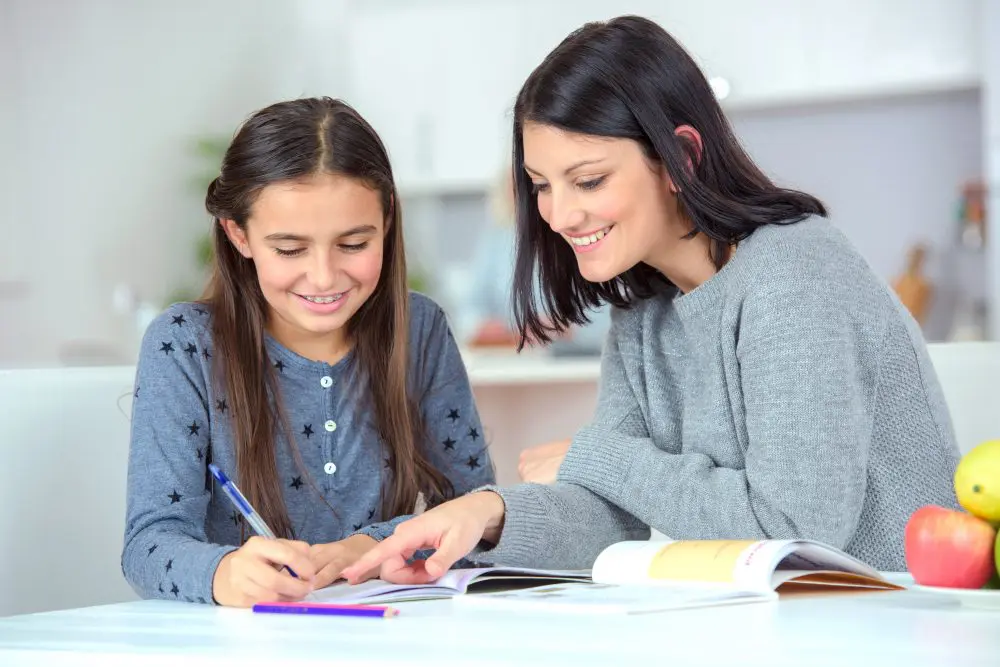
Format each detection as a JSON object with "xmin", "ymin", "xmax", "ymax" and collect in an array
[
  {"xmin": 664, "ymin": 124, "xmax": 704, "ymax": 194},
  {"xmin": 675, "ymin": 124, "xmax": 703, "ymax": 171},
  {"xmin": 219, "ymin": 219, "xmax": 252, "ymax": 258}
]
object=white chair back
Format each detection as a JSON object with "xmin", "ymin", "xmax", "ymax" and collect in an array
[
  {"xmin": 926, "ymin": 342, "xmax": 1000, "ymax": 454},
  {"xmin": 0, "ymin": 366, "xmax": 139, "ymax": 617}
]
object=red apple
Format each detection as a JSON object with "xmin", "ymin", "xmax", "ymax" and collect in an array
[{"xmin": 905, "ymin": 505, "xmax": 997, "ymax": 588}]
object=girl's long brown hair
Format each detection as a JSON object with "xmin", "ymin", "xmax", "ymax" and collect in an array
[{"xmin": 202, "ymin": 97, "xmax": 452, "ymax": 539}]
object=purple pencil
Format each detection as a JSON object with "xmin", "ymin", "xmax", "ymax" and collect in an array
[{"xmin": 252, "ymin": 601, "xmax": 399, "ymax": 618}]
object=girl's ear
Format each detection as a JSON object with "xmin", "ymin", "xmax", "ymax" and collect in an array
[{"xmin": 219, "ymin": 219, "xmax": 252, "ymax": 258}]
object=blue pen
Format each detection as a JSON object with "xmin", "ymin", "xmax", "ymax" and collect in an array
[{"xmin": 208, "ymin": 463, "xmax": 299, "ymax": 578}]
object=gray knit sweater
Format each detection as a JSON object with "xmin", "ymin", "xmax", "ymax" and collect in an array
[{"xmin": 478, "ymin": 217, "xmax": 961, "ymax": 572}]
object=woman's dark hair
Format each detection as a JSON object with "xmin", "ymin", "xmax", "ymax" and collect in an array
[
  {"xmin": 510, "ymin": 15, "xmax": 827, "ymax": 347},
  {"xmin": 202, "ymin": 97, "xmax": 452, "ymax": 539}
]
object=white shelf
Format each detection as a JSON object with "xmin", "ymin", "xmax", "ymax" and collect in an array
[{"xmin": 461, "ymin": 349, "xmax": 601, "ymax": 387}]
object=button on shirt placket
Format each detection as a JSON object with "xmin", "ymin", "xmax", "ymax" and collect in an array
[{"xmin": 320, "ymin": 373, "xmax": 338, "ymax": 484}]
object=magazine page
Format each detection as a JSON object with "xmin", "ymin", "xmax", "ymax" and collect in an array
[
  {"xmin": 593, "ymin": 538, "xmax": 897, "ymax": 592},
  {"xmin": 594, "ymin": 539, "xmax": 766, "ymax": 590},
  {"xmin": 454, "ymin": 581, "xmax": 774, "ymax": 615},
  {"xmin": 309, "ymin": 566, "xmax": 592, "ymax": 604}
]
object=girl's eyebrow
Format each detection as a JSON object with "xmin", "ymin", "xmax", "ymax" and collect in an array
[{"xmin": 263, "ymin": 225, "xmax": 377, "ymax": 242}]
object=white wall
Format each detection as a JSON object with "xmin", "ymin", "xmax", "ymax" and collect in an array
[
  {"xmin": 0, "ymin": 0, "xmax": 338, "ymax": 368},
  {"xmin": 340, "ymin": 0, "xmax": 980, "ymax": 194},
  {"xmin": 1, "ymin": 0, "xmax": 990, "ymax": 369},
  {"xmin": 730, "ymin": 91, "xmax": 983, "ymax": 342},
  {"xmin": 982, "ymin": 1, "xmax": 1000, "ymax": 339}
]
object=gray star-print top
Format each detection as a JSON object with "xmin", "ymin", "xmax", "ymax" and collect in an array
[{"xmin": 121, "ymin": 292, "xmax": 495, "ymax": 604}]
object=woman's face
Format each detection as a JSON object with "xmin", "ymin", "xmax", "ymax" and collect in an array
[{"xmin": 521, "ymin": 121, "xmax": 678, "ymax": 283}]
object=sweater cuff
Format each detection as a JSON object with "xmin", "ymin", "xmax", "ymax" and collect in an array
[
  {"xmin": 467, "ymin": 484, "xmax": 557, "ymax": 567},
  {"xmin": 354, "ymin": 516, "xmax": 410, "ymax": 543},
  {"xmin": 558, "ymin": 425, "xmax": 636, "ymax": 502},
  {"xmin": 201, "ymin": 544, "xmax": 239, "ymax": 605}
]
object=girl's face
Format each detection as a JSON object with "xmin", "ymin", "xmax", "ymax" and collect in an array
[
  {"xmin": 521, "ymin": 121, "xmax": 681, "ymax": 284},
  {"xmin": 222, "ymin": 173, "xmax": 385, "ymax": 358}
]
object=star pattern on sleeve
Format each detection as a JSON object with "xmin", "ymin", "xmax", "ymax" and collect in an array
[
  {"xmin": 274, "ymin": 360, "xmax": 286, "ymax": 373},
  {"xmin": 168, "ymin": 490, "xmax": 182, "ymax": 504},
  {"xmin": 165, "ymin": 559, "xmax": 173, "ymax": 573},
  {"xmin": 160, "ymin": 342, "xmax": 174, "ymax": 355},
  {"xmin": 196, "ymin": 447, "xmax": 203, "ymax": 461},
  {"xmin": 202, "ymin": 347, "xmax": 211, "ymax": 360},
  {"xmin": 216, "ymin": 399, "xmax": 227, "ymax": 413},
  {"xmin": 188, "ymin": 421, "xmax": 200, "ymax": 436},
  {"xmin": 367, "ymin": 508, "xmax": 376, "ymax": 520},
  {"xmin": 436, "ymin": 405, "xmax": 489, "ymax": 474},
  {"xmin": 172, "ymin": 314, "xmax": 186, "ymax": 327},
  {"xmin": 147, "ymin": 544, "xmax": 158, "ymax": 556},
  {"xmin": 170, "ymin": 583, "xmax": 179, "ymax": 597},
  {"xmin": 353, "ymin": 523, "xmax": 362, "ymax": 531},
  {"xmin": 301, "ymin": 424, "xmax": 313, "ymax": 439},
  {"xmin": 290, "ymin": 476, "xmax": 303, "ymax": 490}
]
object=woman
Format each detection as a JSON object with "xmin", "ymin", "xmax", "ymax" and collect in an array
[{"xmin": 343, "ymin": 16, "xmax": 959, "ymax": 582}]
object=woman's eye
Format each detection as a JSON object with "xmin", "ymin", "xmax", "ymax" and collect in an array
[
  {"xmin": 578, "ymin": 176, "xmax": 606, "ymax": 191},
  {"xmin": 340, "ymin": 242, "xmax": 369, "ymax": 252},
  {"xmin": 531, "ymin": 182, "xmax": 550, "ymax": 194},
  {"xmin": 274, "ymin": 247, "xmax": 305, "ymax": 257}
]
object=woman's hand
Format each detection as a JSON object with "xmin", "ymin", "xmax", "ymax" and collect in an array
[
  {"xmin": 212, "ymin": 536, "xmax": 316, "ymax": 607},
  {"xmin": 341, "ymin": 491, "xmax": 506, "ymax": 585},
  {"xmin": 518, "ymin": 438, "xmax": 572, "ymax": 484},
  {"xmin": 309, "ymin": 534, "xmax": 380, "ymax": 589}
]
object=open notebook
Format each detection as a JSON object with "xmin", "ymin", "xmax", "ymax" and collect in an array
[{"xmin": 310, "ymin": 538, "xmax": 902, "ymax": 612}]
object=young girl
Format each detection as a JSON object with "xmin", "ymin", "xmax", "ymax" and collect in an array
[
  {"xmin": 344, "ymin": 15, "xmax": 961, "ymax": 583},
  {"xmin": 121, "ymin": 97, "xmax": 494, "ymax": 607}
]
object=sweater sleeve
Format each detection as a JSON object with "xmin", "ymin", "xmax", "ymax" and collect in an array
[
  {"xmin": 353, "ymin": 294, "xmax": 496, "ymax": 544},
  {"xmin": 121, "ymin": 306, "xmax": 237, "ymax": 603},
  {"xmin": 466, "ymin": 315, "xmax": 652, "ymax": 569},
  {"xmin": 558, "ymin": 285, "xmax": 882, "ymax": 550}
]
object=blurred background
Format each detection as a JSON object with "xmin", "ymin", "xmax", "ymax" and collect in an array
[{"xmin": 2, "ymin": 0, "xmax": 999, "ymax": 368}]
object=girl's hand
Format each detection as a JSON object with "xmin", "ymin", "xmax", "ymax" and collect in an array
[
  {"xmin": 212, "ymin": 536, "xmax": 316, "ymax": 607},
  {"xmin": 341, "ymin": 491, "xmax": 506, "ymax": 585},
  {"xmin": 309, "ymin": 534, "xmax": 380, "ymax": 589},
  {"xmin": 518, "ymin": 438, "xmax": 572, "ymax": 484}
]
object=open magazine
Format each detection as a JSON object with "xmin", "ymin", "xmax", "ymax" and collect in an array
[
  {"xmin": 310, "ymin": 538, "xmax": 901, "ymax": 612},
  {"xmin": 457, "ymin": 538, "xmax": 905, "ymax": 614},
  {"xmin": 308, "ymin": 566, "xmax": 592, "ymax": 604}
]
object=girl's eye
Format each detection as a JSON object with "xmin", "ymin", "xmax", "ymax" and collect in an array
[
  {"xmin": 340, "ymin": 242, "xmax": 369, "ymax": 253},
  {"xmin": 274, "ymin": 247, "xmax": 305, "ymax": 257},
  {"xmin": 531, "ymin": 182, "xmax": 550, "ymax": 194},
  {"xmin": 578, "ymin": 176, "xmax": 606, "ymax": 191}
]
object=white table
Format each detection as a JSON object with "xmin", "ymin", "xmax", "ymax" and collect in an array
[{"xmin": 1, "ymin": 575, "xmax": 998, "ymax": 667}]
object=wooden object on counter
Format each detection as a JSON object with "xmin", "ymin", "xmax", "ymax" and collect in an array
[{"xmin": 892, "ymin": 243, "xmax": 932, "ymax": 325}]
